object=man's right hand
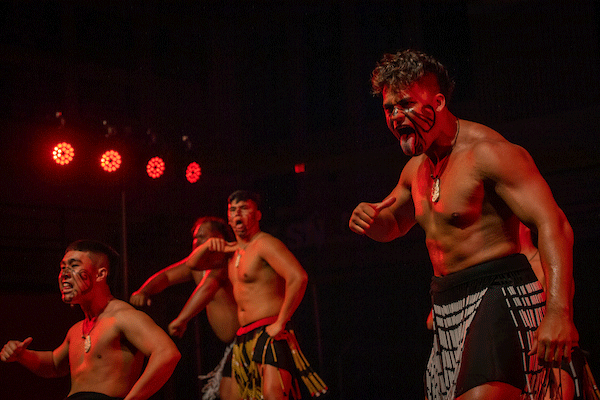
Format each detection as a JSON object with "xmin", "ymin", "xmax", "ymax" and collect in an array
[
  {"xmin": 168, "ymin": 318, "xmax": 188, "ymax": 338},
  {"xmin": 205, "ymin": 238, "xmax": 238, "ymax": 253},
  {"xmin": 1, "ymin": 337, "xmax": 33, "ymax": 362},
  {"xmin": 349, "ymin": 197, "xmax": 396, "ymax": 235},
  {"xmin": 130, "ymin": 291, "xmax": 151, "ymax": 307}
]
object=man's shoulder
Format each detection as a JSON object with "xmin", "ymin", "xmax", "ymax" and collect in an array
[
  {"xmin": 455, "ymin": 122, "xmax": 526, "ymax": 166},
  {"xmin": 106, "ymin": 299, "xmax": 157, "ymax": 331},
  {"xmin": 106, "ymin": 298, "xmax": 138, "ymax": 318},
  {"xmin": 400, "ymin": 154, "xmax": 427, "ymax": 185},
  {"xmin": 252, "ymin": 231, "xmax": 279, "ymax": 246}
]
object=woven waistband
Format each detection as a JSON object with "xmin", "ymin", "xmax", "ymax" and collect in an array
[
  {"xmin": 236, "ymin": 315, "xmax": 279, "ymax": 336},
  {"xmin": 431, "ymin": 253, "xmax": 531, "ymax": 293}
]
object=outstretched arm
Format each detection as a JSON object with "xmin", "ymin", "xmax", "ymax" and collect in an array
[
  {"xmin": 349, "ymin": 159, "xmax": 418, "ymax": 242},
  {"xmin": 131, "ymin": 240, "xmax": 235, "ymax": 308},
  {"xmin": 181, "ymin": 238, "xmax": 237, "ymax": 270},
  {"xmin": 168, "ymin": 269, "xmax": 224, "ymax": 338},
  {"xmin": 119, "ymin": 308, "xmax": 181, "ymax": 400},
  {"xmin": 1, "ymin": 336, "xmax": 70, "ymax": 378},
  {"xmin": 130, "ymin": 259, "xmax": 194, "ymax": 307}
]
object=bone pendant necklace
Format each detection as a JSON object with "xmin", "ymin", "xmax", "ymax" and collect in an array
[
  {"xmin": 430, "ymin": 161, "xmax": 449, "ymax": 203},
  {"xmin": 81, "ymin": 316, "xmax": 98, "ymax": 353},
  {"xmin": 235, "ymin": 250, "xmax": 242, "ymax": 268},
  {"xmin": 81, "ymin": 298, "xmax": 113, "ymax": 353},
  {"xmin": 431, "ymin": 178, "xmax": 440, "ymax": 203},
  {"xmin": 429, "ymin": 119, "xmax": 460, "ymax": 203}
]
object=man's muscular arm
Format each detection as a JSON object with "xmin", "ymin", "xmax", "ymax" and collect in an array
[
  {"xmin": 119, "ymin": 307, "xmax": 180, "ymax": 400},
  {"xmin": 168, "ymin": 269, "xmax": 223, "ymax": 337},
  {"xmin": 130, "ymin": 260, "xmax": 194, "ymax": 307},
  {"xmin": 259, "ymin": 236, "xmax": 308, "ymax": 337},
  {"xmin": 480, "ymin": 140, "xmax": 577, "ymax": 362},
  {"xmin": 1, "ymin": 335, "xmax": 70, "ymax": 378},
  {"xmin": 350, "ymin": 159, "xmax": 418, "ymax": 241}
]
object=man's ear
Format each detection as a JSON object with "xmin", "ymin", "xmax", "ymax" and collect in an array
[
  {"xmin": 434, "ymin": 93, "xmax": 446, "ymax": 112},
  {"xmin": 257, "ymin": 210, "xmax": 262, "ymax": 221},
  {"xmin": 96, "ymin": 266, "xmax": 108, "ymax": 282}
]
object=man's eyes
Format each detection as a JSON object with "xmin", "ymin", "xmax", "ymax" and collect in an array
[
  {"xmin": 60, "ymin": 265, "xmax": 80, "ymax": 271},
  {"xmin": 385, "ymin": 104, "xmax": 410, "ymax": 113}
]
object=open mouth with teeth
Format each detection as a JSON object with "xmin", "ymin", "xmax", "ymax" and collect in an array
[{"xmin": 61, "ymin": 281, "xmax": 73, "ymax": 293}]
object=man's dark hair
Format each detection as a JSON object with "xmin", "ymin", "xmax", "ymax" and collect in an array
[
  {"xmin": 227, "ymin": 190, "xmax": 261, "ymax": 210},
  {"xmin": 65, "ymin": 239, "xmax": 120, "ymax": 277},
  {"xmin": 371, "ymin": 49, "xmax": 455, "ymax": 101},
  {"xmin": 192, "ymin": 216, "xmax": 235, "ymax": 242}
]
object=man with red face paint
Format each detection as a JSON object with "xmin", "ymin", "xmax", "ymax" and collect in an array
[
  {"xmin": 349, "ymin": 50, "xmax": 578, "ymax": 400},
  {"xmin": 1, "ymin": 240, "xmax": 181, "ymax": 400}
]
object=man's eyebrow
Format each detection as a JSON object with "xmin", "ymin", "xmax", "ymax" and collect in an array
[{"xmin": 384, "ymin": 97, "xmax": 411, "ymax": 108}]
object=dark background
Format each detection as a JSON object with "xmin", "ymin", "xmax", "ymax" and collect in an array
[{"xmin": 1, "ymin": 1, "xmax": 599, "ymax": 399}]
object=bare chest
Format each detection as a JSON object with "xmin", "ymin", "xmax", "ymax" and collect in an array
[
  {"xmin": 69, "ymin": 321, "xmax": 137, "ymax": 373},
  {"xmin": 230, "ymin": 248, "xmax": 273, "ymax": 284},
  {"xmin": 412, "ymin": 155, "xmax": 485, "ymax": 232}
]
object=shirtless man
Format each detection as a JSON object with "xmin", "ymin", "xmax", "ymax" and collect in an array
[
  {"xmin": 1, "ymin": 240, "xmax": 181, "ymax": 400},
  {"xmin": 184, "ymin": 190, "xmax": 327, "ymax": 400},
  {"xmin": 130, "ymin": 216, "xmax": 239, "ymax": 400},
  {"xmin": 349, "ymin": 50, "xmax": 578, "ymax": 400}
]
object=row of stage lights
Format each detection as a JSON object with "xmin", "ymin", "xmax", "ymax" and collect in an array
[{"xmin": 52, "ymin": 141, "xmax": 202, "ymax": 183}]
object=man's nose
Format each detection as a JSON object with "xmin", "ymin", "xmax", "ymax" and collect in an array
[{"xmin": 391, "ymin": 107, "xmax": 404, "ymax": 128}]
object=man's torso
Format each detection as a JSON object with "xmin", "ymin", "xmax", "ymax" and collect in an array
[
  {"xmin": 67, "ymin": 300, "xmax": 143, "ymax": 397},
  {"xmin": 228, "ymin": 234, "xmax": 285, "ymax": 326},
  {"xmin": 407, "ymin": 121, "xmax": 520, "ymax": 275}
]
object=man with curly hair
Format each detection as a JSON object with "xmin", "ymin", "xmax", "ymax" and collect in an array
[{"xmin": 349, "ymin": 49, "xmax": 578, "ymax": 400}]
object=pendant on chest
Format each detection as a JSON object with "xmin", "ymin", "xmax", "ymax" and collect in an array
[
  {"xmin": 235, "ymin": 249, "xmax": 244, "ymax": 269},
  {"xmin": 431, "ymin": 177, "xmax": 441, "ymax": 203},
  {"xmin": 83, "ymin": 335, "xmax": 92, "ymax": 353}
]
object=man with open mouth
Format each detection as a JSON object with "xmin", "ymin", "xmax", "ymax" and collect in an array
[
  {"xmin": 349, "ymin": 49, "xmax": 578, "ymax": 400},
  {"xmin": 2, "ymin": 240, "xmax": 181, "ymax": 400}
]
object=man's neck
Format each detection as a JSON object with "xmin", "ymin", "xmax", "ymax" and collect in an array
[
  {"xmin": 238, "ymin": 229, "xmax": 262, "ymax": 248},
  {"xmin": 80, "ymin": 292, "xmax": 113, "ymax": 320},
  {"xmin": 427, "ymin": 115, "xmax": 459, "ymax": 164}
]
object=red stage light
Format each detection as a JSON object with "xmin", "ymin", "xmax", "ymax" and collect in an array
[
  {"xmin": 146, "ymin": 156, "xmax": 165, "ymax": 179},
  {"xmin": 53, "ymin": 142, "xmax": 75, "ymax": 165},
  {"xmin": 100, "ymin": 150, "xmax": 122, "ymax": 172},
  {"xmin": 294, "ymin": 163, "xmax": 306, "ymax": 173},
  {"xmin": 186, "ymin": 162, "xmax": 201, "ymax": 183}
]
